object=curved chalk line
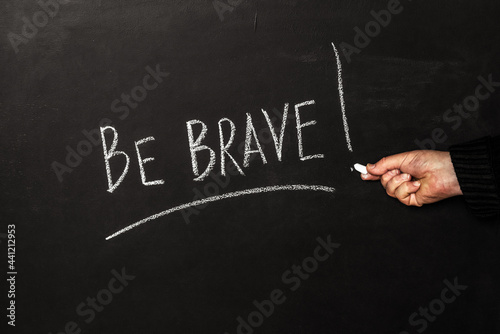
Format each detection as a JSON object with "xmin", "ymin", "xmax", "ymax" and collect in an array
[{"xmin": 105, "ymin": 184, "xmax": 335, "ymax": 240}]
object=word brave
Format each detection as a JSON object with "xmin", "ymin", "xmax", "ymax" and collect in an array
[{"xmin": 100, "ymin": 100, "xmax": 324, "ymax": 193}]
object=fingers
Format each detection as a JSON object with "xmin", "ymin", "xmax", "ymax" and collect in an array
[
  {"xmin": 394, "ymin": 180, "xmax": 422, "ymax": 206},
  {"xmin": 366, "ymin": 152, "xmax": 412, "ymax": 176},
  {"xmin": 360, "ymin": 169, "xmax": 400, "ymax": 182},
  {"xmin": 380, "ymin": 169, "xmax": 401, "ymax": 189},
  {"xmin": 384, "ymin": 173, "xmax": 411, "ymax": 197},
  {"xmin": 360, "ymin": 164, "xmax": 424, "ymax": 207},
  {"xmin": 360, "ymin": 173, "xmax": 380, "ymax": 181}
]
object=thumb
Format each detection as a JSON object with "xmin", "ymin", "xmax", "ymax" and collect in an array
[{"xmin": 367, "ymin": 152, "xmax": 411, "ymax": 176}]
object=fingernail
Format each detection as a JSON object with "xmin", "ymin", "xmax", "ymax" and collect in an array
[
  {"xmin": 413, "ymin": 181, "xmax": 421, "ymax": 187},
  {"xmin": 361, "ymin": 173, "xmax": 368, "ymax": 179},
  {"xmin": 367, "ymin": 163, "xmax": 375, "ymax": 169},
  {"xmin": 403, "ymin": 174, "xmax": 410, "ymax": 180}
]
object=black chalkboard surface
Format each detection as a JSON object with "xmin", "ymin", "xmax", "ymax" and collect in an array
[{"xmin": 2, "ymin": 1, "xmax": 500, "ymax": 333}]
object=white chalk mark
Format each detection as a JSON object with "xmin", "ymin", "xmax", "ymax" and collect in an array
[
  {"xmin": 331, "ymin": 42, "xmax": 353, "ymax": 152},
  {"xmin": 101, "ymin": 126, "xmax": 130, "ymax": 193},
  {"xmin": 354, "ymin": 163, "xmax": 367, "ymax": 174},
  {"xmin": 219, "ymin": 118, "xmax": 245, "ymax": 177},
  {"xmin": 243, "ymin": 112, "xmax": 267, "ymax": 167},
  {"xmin": 300, "ymin": 154, "xmax": 324, "ymax": 161},
  {"xmin": 295, "ymin": 100, "xmax": 324, "ymax": 161},
  {"xmin": 186, "ymin": 119, "xmax": 216, "ymax": 181},
  {"xmin": 261, "ymin": 104, "xmax": 289, "ymax": 162},
  {"xmin": 105, "ymin": 184, "xmax": 335, "ymax": 240},
  {"xmin": 135, "ymin": 136, "xmax": 165, "ymax": 186}
]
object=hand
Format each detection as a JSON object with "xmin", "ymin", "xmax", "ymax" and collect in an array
[{"xmin": 361, "ymin": 150, "xmax": 463, "ymax": 207}]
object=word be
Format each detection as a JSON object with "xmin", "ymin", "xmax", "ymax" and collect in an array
[
  {"xmin": 400, "ymin": 277, "xmax": 467, "ymax": 334},
  {"xmin": 340, "ymin": 0, "xmax": 404, "ymax": 63},
  {"xmin": 51, "ymin": 64, "xmax": 168, "ymax": 183},
  {"xmin": 101, "ymin": 100, "xmax": 324, "ymax": 193},
  {"xmin": 213, "ymin": 0, "xmax": 243, "ymax": 21},
  {"xmin": 415, "ymin": 74, "xmax": 500, "ymax": 150},
  {"xmin": 48, "ymin": 267, "xmax": 135, "ymax": 334},
  {"xmin": 8, "ymin": 0, "xmax": 69, "ymax": 54},
  {"xmin": 224, "ymin": 235, "xmax": 340, "ymax": 334}
]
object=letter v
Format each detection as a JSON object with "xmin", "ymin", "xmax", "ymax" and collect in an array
[{"xmin": 262, "ymin": 103, "xmax": 289, "ymax": 161}]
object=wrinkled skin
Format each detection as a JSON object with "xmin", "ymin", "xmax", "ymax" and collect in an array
[{"xmin": 361, "ymin": 150, "xmax": 463, "ymax": 207}]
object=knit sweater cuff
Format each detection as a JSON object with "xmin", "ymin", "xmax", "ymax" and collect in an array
[{"xmin": 449, "ymin": 136, "xmax": 500, "ymax": 218}]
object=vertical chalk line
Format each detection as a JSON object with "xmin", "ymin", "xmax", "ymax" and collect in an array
[{"xmin": 331, "ymin": 42, "xmax": 353, "ymax": 152}]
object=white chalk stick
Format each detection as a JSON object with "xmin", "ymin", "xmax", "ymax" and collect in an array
[{"xmin": 354, "ymin": 163, "xmax": 367, "ymax": 174}]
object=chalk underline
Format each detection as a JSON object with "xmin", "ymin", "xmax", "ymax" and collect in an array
[{"xmin": 105, "ymin": 184, "xmax": 335, "ymax": 240}]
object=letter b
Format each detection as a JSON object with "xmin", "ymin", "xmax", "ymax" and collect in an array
[
  {"xmin": 100, "ymin": 126, "xmax": 130, "ymax": 193},
  {"xmin": 186, "ymin": 119, "xmax": 216, "ymax": 182}
]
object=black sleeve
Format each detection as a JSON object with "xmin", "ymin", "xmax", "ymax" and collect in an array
[{"xmin": 449, "ymin": 135, "xmax": 500, "ymax": 219}]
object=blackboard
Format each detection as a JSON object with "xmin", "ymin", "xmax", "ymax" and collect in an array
[{"xmin": 2, "ymin": 1, "xmax": 500, "ymax": 333}]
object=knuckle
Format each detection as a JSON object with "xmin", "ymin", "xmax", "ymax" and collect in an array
[
  {"xmin": 398, "ymin": 197, "xmax": 410, "ymax": 206},
  {"xmin": 382, "ymin": 173, "xmax": 392, "ymax": 183},
  {"xmin": 395, "ymin": 190, "xmax": 405, "ymax": 201},
  {"xmin": 399, "ymin": 173, "xmax": 410, "ymax": 182}
]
